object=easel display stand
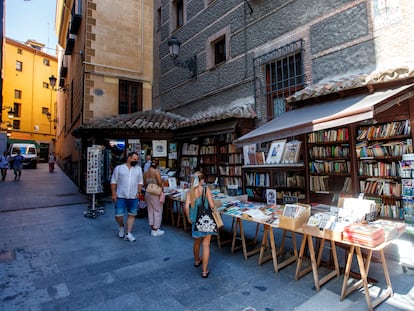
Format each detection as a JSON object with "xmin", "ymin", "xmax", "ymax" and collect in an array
[{"xmin": 84, "ymin": 146, "xmax": 105, "ymax": 218}]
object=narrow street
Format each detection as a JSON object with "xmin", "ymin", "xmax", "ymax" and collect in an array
[{"xmin": 0, "ymin": 164, "xmax": 412, "ymax": 310}]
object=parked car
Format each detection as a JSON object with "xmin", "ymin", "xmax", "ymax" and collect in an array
[{"xmin": 8, "ymin": 143, "xmax": 38, "ymax": 169}]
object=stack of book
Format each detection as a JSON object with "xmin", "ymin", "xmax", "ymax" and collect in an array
[{"xmin": 342, "ymin": 223, "xmax": 385, "ymax": 247}]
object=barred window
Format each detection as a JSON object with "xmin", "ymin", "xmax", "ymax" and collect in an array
[{"xmin": 254, "ymin": 40, "xmax": 305, "ymax": 120}]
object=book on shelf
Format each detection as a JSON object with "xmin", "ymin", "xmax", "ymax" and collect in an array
[
  {"xmin": 243, "ymin": 144, "xmax": 257, "ymax": 165},
  {"xmin": 282, "ymin": 140, "xmax": 302, "ymax": 164},
  {"xmin": 182, "ymin": 143, "xmax": 199, "ymax": 155},
  {"xmin": 266, "ymin": 140, "xmax": 286, "ymax": 164},
  {"xmin": 255, "ymin": 152, "xmax": 265, "ymax": 165}
]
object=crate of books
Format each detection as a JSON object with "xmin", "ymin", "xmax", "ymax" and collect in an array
[{"xmin": 279, "ymin": 203, "xmax": 311, "ymax": 231}]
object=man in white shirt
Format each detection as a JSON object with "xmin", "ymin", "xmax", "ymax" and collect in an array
[{"xmin": 111, "ymin": 152, "xmax": 144, "ymax": 242}]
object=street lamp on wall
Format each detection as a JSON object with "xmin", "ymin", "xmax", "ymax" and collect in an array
[
  {"xmin": 49, "ymin": 75, "xmax": 57, "ymax": 90},
  {"xmin": 168, "ymin": 36, "xmax": 197, "ymax": 79}
]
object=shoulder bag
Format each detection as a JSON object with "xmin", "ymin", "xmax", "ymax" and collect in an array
[
  {"xmin": 194, "ymin": 187, "xmax": 222, "ymax": 232},
  {"xmin": 146, "ymin": 183, "xmax": 162, "ymax": 195}
]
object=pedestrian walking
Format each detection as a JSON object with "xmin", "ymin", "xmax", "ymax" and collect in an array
[
  {"xmin": 0, "ymin": 151, "xmax": 10, "ymax": 181},
  {"xmin": 144, "ymin": 159, "xmax": 165, "ymax": 236},
  {"xmin": 48, "ymin": 152, "xmax": 56, "ymax": 173},
  {"xmin": 110, "ymin": 152, "xmax": 143, "ymax": 242},
  {"xmin": 11, "ymin": 149, "xmax": 24, "ymax": 181},
  {"xmin": 184, "ymin": 171, "xmax": 216, "ymax": 278}
]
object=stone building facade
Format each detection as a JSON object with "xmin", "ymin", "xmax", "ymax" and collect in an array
[
  {"xmin": 154, "ymin": 0, "xmax": 414, "ymax": 126},
  {"xmin": 54, "ymin": 0, "xmax": 153, "ymax": 183}
]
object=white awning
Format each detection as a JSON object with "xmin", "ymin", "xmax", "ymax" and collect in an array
[{"xmin": 234, "ymin": 84, "xmax": 414, "ymax": 146}]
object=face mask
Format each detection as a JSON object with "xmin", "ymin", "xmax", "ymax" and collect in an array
[{"xmin": 130, "ymin": 161, "xmax": 138, "ymax": 167}]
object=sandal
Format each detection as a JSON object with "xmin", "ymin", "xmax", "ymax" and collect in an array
[
  {"xmin": 194, "ymin": 259, "xmax": 202, "ymax": 267},
  {"xmin": 201, "ymin": 270, "xmax": 209, "ymax": 278}
]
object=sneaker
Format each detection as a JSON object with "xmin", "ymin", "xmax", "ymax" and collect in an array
[
  {"xmin": 124, "ymin": 232, "xmax": 136, "ymax": 242},
  {"xmin": 151, "ymin": 229, "xmax": 165, "ymax": 237},
  {"xmin": 118, "ymin": 226, "xmax": 125, "ymax": 238}
]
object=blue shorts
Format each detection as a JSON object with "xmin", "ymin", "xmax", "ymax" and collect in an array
[{"xmin": 114, "ymin": 198, "xmax": 138, "ymax": 216}]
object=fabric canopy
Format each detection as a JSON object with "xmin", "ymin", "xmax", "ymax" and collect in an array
[{"xmin": 234, "ymin": 84, "xmax": 414, "ymax": 146}]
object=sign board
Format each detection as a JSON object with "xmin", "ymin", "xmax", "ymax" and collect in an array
[
  {"xmin": 283, "ymin": 195, "xmax": 298, "ymax": 205},
  {"xmin": 86, "ymin": 145, "xmax": 104, "ymax": 194}
]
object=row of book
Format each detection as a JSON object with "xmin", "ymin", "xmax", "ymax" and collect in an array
[
  {"xmin": 309, "ymin": 176, "xmax": 352, "ymax": 193},
  {"xmin": 356, "ymin": 139, "xmax": 412, "ymax": 158},
  {"xmin": 199, "ymin": 145, "xmax": 216, "ymax": 154},
  {"xmin": 227, "ymin": 153, "xmax": 242, "ymax": 164},
  {"xmin": 359, "ymin": 179, "xmax": 401, "ymax": 196},
  {"xmin": 219, "ymin": 143, "xmax": 239, "ymax": 154},
  {"xmin": 218, "ymin": 165, "xmax": 242, "ymax": 176},
  {"xmin": 245, "ymin": 172, "xmax": 271, "ymax": 187},
  {"xmin": 309, "ymin": 160, "xmax": 351, "ymax": 174},
  {"xmin": 220, "ymin": 176, "xmax": 242, "ymax": 187},
  {"xmin": 273, "ymin": 172, "xmax": 305, "ymax": 188},
  {"xmin": 358, "ymin": 161, "xmax": 399, "ymax": 177},
  {"xmin": 309, "ymin": 145, "xmax": 350, "ymax": 159},
  {"xmin": 308, "ymin": 127, "xmax": 349, "ymax": 143},
  {"xmin": 180, "ymin": 156, "xmax": 198, "ymax": 168},
  {"xmin": 356, "ymin": 120, "xmax": 411, "ymax": 140}
]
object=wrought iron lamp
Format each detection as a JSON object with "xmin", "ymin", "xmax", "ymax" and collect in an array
[{"xmin": 168, "ymin": 36, "xmax": 197, "ymax": 79}]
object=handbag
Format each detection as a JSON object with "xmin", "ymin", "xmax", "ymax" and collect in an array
[
  {"xmin": 194, "ymin": 188, "xmax": 217, "ymax": 233},
  {"xmin": 146, "ymin": 183, "xmax": 162, "ymax": 195},
  {"xmin": 212, "ymin": 208, "xmax": 224, "ymax": 229}
]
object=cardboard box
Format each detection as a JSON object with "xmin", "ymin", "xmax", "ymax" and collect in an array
[
  {"xmin": 279, "ymin": 203, "xmax": 311, "ymax": 231},
  {"xmin": 302, "ymin": 224, "xmax": 343, "ymax": 241}
]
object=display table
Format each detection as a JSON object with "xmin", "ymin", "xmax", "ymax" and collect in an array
[
  {"xmin": 295, "ymin": 227, "xmax": 341, "ymax": 292},
  {"xmin": 218, "ymin": 200, "xmax": 404, "ymax": 309},
  {"xmin": 220, "ymin": 203, "xmax": 299, "ymax": 273},
  {"xmin": 339, "ymin": 239, "xmax": 396, "ymax": 311}
]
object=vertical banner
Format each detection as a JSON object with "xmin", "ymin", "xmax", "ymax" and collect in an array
[{"xmin": 86, "ymin": 145, "xmax": 104, "ymax": 194}]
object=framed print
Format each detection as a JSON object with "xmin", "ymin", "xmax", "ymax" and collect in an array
[
  {"xmin": 266, "ymin": 140, "xmax": 286, "ymax": 164},
  {"xmin": 153, "ymin": 140, "xmax": 167, "ymax": 157}
]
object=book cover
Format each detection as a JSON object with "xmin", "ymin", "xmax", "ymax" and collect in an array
[
  {"xmin": 243, "ymin": 144, "xmax": 256, "ymax": 165},
  {"xmin": 282, "ymin": 140, "xmax": 302, "ymax": 164},
  {"xmin": 266, "ymin": 140, "xmax": 286, "ymax": 164}
]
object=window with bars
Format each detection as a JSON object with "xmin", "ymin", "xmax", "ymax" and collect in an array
[
  {"xmin": 119, "ymin": 80, "xmax": 143, "ymax": 114},
  {"xmin": 254, "ymin": 40, "xmax": 305, "ymax": 120}
]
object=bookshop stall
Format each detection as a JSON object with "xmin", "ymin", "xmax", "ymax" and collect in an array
[
  {"xmin": 174, "ymin": 118, "xmax": 255, "ymax": 194},
  {"xmin": 234, "ymin": 83, "xmax": 414, "ymax": 222}
]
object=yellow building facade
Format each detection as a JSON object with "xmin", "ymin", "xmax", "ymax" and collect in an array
[
  {"xmin": 2, "ymin": 38, "xmax": 58, "ymax": 161},
  {"xmin": 54, "ymin": 0, "xmax": 153, "ymax": 183}
]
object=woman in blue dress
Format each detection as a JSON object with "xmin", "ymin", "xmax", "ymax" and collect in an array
[{"xmin": 184, "ymin": 171, "xmax": 216, "ymax": 278}]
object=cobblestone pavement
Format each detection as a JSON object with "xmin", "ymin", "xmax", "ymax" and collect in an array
[{"xmin": 0, "ymin": 164, "xmax": 413, "ymax": 310}]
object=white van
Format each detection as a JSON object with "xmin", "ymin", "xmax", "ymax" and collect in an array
[{"xmin": 9, "ymin": 143, "xmax": 38, "ymax": 169}]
